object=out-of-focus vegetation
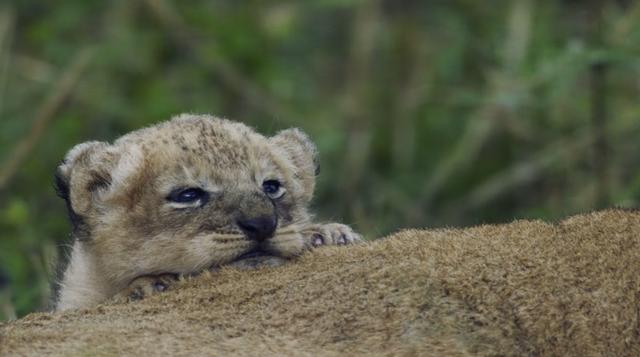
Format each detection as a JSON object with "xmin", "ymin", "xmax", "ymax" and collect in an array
[{"xmin": 1, "ymin": 0, "xmax": 639, "ymax": 320}]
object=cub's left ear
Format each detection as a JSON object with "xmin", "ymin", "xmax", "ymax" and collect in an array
[{"xmin": 270, "ymin": 128, "xmax": 319, "ymax": 200}]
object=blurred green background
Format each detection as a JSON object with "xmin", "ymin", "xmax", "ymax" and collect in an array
[{"xmin": 1, "ymin": 0, "xmax": 640, "ymax": 320}]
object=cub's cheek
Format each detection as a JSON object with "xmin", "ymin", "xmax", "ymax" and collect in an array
[{"xmin": 184, "ymin": 235, "xmax": 254, "ymax": 265}]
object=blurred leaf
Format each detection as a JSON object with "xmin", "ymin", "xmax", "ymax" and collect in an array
[{"xmin": 3, "ymin": 199, "xmax": 28, "ymax": 226}]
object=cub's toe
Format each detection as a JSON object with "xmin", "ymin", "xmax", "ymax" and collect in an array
[
  {"xmin": 308, "ymin": 223, "xmax": 362, "ymax": 247},
  {"xmin": 115, "ymin": 274, "xmax": 178, "ymax": 302}
]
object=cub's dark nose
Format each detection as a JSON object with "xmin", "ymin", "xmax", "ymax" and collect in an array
[{"xmin": 237, "ymin": 215, "xmax": 277, "ymax": 241}]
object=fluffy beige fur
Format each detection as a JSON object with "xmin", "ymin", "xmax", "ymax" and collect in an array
[
  {"xmin": 53, "ymin": 114, "xmax": 360, "ymax": 311},
  {"xmin": 2, "ymin": 209, "xmax": 639, "ymax": 355}
]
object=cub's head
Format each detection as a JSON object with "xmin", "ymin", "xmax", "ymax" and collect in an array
[{"xmin": 55, "ymin": 114, "xmax": 319, "ymax": 285}]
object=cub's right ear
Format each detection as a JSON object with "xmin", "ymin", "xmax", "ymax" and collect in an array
[{"xmin": 54, "ymin": 141, "xmax": 114, "ymax": 217}]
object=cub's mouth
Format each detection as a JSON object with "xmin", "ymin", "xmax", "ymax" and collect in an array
[{"xmin": 235, "ymin": 248, "xmax": 273, "ymax": 261}]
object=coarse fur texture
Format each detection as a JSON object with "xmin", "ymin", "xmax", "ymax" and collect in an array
[
  {"xmin": 52, "ymin": 114, "xmax": 360, "ymax": 311},
  {"xmin": 2, "ymin": 209, "xmax": 639, "ymax": 355}
]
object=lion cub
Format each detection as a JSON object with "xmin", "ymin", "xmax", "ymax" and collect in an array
[{"xmin": 53, "ymin": 114, "xmax": 360, "ymax": 311}]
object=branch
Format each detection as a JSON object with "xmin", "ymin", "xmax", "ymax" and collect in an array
[
  {"xmin": 143, "ymin": 0, "xmax": 292, "ymax": 121},
  {"xmin": 338, "ymin": 0, "xmax": 380, "ymax": 219},
  {"xmin": 588, "ymin": 1, "xmax": 610, "ymax": 208},
  {"xmin": 0, "ymin": 7, "xmax": 15, "ymax": 118},
  {"xmin": 441, "ymin": 132, "xmax": 595, "ymax": 218},
  {"xmin": 418, "ymin": 0, "xmax": 534, "ymax": 208},
  {"xmin": 0, "ymin": 49, "xmax": 93, "ymax": 190}
]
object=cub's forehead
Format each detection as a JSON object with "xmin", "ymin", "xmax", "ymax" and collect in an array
[{"xmin": 112, "ymin": 115, "xmax": 279, "ymax": 178}]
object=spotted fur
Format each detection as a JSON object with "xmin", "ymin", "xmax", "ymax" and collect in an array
[{"xmin": 54, "ymin": 114, "xmax": 361, "ymax": 311}]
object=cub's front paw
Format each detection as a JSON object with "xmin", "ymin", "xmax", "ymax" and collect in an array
[
  {"xmin": 114, "ymin": 274, "xmax": 178, "ymax": 302},
  {"xmin": 305, "ymin": 223, "xmax": 362, "ymax": 247}
]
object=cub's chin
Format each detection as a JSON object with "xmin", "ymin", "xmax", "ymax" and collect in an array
[{"xmin": 225, "ymin": 250, "xmax": 290, "ymax": 270}]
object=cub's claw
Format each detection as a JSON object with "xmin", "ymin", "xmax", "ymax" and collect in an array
[
  {"xmin": 312, "ymin": 233, "xmax": 325, "ymax": 247},
  {"xmin": 114, "ymin": 273, "xmax": 178, "ymax": 302},
  {"xmin": 306, "ymin": 223, "xmax": 362, "ymax": 247}
]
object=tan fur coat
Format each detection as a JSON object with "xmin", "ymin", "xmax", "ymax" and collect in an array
[{"xmin": 2, "ymin": 209, "xmax": 639, "ymax": 356}]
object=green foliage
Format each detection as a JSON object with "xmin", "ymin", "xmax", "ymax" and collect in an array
[{"xmin": 1, "ymin": 0, "xmax": 640, "ymax": 320}]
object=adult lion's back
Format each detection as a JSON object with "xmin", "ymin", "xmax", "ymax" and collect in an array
[{"xmin": 2, "ymin": 209, "xmax": 639, "ymax": 356}]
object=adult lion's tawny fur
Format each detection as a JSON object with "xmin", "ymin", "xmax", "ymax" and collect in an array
[{"xmin": 2, "ymin": 209, "xmax": 640, "ymax": 355}]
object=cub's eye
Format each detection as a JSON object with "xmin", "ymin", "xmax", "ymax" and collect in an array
[
  {"xmin": 262, "ymin": 180, "xmax": 285, "ymax": 199},
  {"xmin": 167, "ymin": 187, "xmax": 208, "ymax": 205}
]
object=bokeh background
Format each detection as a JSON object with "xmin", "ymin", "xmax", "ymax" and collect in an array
[{"xmin": 1, "ymin": 0, "xmax": 640, "ymax": 320}]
